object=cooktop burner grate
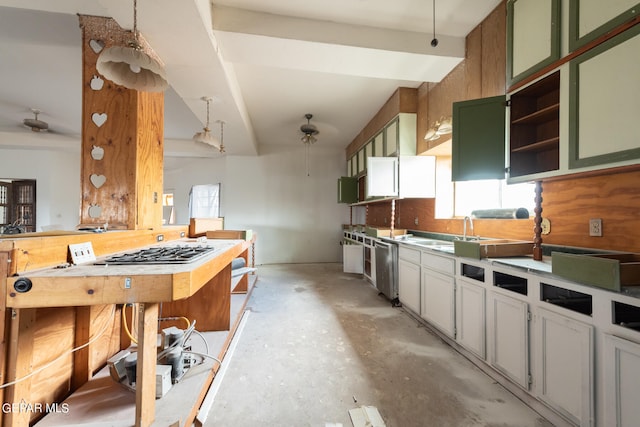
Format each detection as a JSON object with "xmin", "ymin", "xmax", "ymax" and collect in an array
[{"xmin": 95, "ymin": 245, "xmax": 215, "ymax": 265}]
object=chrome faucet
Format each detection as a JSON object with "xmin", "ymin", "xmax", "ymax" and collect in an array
[{"xmin": 463, "ymin": 216, "xmax": 474, "ymax": 241}]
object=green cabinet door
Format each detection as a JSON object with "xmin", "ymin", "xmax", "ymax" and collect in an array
[
  {"xmin": 452, "ymin": 95, "xmax": 506, "ymax": 181},
  {"xmin": 337, "ymin": 176, "xmax": 358, "ymax": 204}
]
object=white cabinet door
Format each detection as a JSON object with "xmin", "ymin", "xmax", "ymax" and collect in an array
[
  {"xmin": 366, "ymin": 157, "xmax": 398, "ymax": 197},
  {"xmin": 489, "ymin": 292, "xmax": 530, "ymax": 389},
  {"xmin": 507, "ymin": 0, "xmax": 560, "ymax": 84},
  {"xmin": 604, "ymin": 334, "xmax": 640, "ymax": 427},
  {"xmin": 456, "ymin": 279, "xmax": 486, "ymax": 358},
  {"xmin": 534, "ymin": 307, "xmax": 594, "ymax": 426},
  {"xmin": 398, "ymin": 258, "xmax": 421, "ymax": 314},
  {"xmin": 398, "ymin": 156, "xmax": 436, "ymax": 198},
  {"xmin": 421, "ymin": 268, "xmax": 455, "ymax": 338},
  {"xmin": 343, "ymin": 244, "xmax": 363, "ymax": 274}
]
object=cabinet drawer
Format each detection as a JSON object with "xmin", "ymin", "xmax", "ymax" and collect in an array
[
  {"xmin": 422, "ymin": 252, "xmax": 455, "ymax": 275},
  {"xmin": 399, "ymin": 246, "xmax": 420, "ymax": 264}
]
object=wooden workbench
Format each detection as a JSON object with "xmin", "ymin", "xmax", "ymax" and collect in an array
[{"xmin": 0, "ymin": 229, "xmax": 257, "ymax": 426}]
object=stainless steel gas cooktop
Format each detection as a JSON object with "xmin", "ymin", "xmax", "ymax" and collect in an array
[{"xmin": 95, "ymin": 245, "xmax": 215, "ymax": 265}]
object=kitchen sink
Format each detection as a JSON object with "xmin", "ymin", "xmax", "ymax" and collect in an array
[{"xmin": 396, "ymin": 236, "xmax": 454, "ymax": 252}]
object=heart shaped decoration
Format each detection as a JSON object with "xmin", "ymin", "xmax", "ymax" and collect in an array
[
  {"xmin": 90, "ymin": 75, "xmax": 104, "ymax": 91},
  {"xmin": 90, "ymin": 174, "xmax": 106, "ymax": 189},
  {"xmin": 92, "ymin": 112, "xmax": 107, "ymax": 127},
  {"xmin": 91, "ymin": 145, "xmax": 104, "ymax": 160},
  {"xmin": 88, "ymin": 204, "xmax": 102, "ymax": 218},
  {"xmin": 89, "ymin": 39, "xmax": 104, "ymax": 53}
]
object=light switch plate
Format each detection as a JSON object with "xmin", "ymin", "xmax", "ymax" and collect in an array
[{"xmin": 69, "ymin": 242, "xmax": 96, "ymax": 264}]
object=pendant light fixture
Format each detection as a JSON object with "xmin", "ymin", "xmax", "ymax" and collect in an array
[
  {"xmin": 300, "ymin": 113, "xmax": 319, "ymax": 176},
  {"xmin": 193, "ymin": 97, "xmax": 221, "ymax": 150},
  {"xmin": 423, "ymin": 116, "xmax": 452, "ymax": 141},
  {"xmin": 218, "ymin": 120, "xmax": 226, "ymax": 153},
  {"xmin": 96, "ymin": 0, "xmax": 168, "ymax": 92},
  {"xmin": 430, "ymin": 0, "xmax": 439, "ymax": 47}
]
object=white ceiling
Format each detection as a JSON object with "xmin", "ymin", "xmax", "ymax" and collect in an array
[{"xmin": 0, "ymin": 0, "xmax": 501, "ymax": 158}]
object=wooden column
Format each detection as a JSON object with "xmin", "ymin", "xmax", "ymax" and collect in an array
[
  {"xmin": 78, "ymin": 16, "xmax": 164, "ymax": 230},
  {"xmin": 4, "ymin": 308, "xmax": 36, "ymax": 426},
  {"xmin": 135, "ymin": 302, "xmax": 158, "ymax": 427},
  {"xmin": 533, "ymin": 181, "xmax": 543, "ymax": 261}
]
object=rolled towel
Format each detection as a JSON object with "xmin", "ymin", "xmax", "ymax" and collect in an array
[
  {"xmin": 471, "ymin": 208, "xmax": 530, "ymax": 219},
  {"xmin": 231, "ymin": 257, "xmax": 246, "ymax": 270}
]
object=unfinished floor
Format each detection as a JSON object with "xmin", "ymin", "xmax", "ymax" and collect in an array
[{"xmin": 203, "ymin": 263, "xmax": 554, "ymax": 427}]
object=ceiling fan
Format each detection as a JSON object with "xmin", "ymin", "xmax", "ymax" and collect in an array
[
  {"xmin": 23, "ymin": 108, "xmax": 49, "ymax": 132},
  {"xmin": 300, "ymin": 113, "xmax": 319, "ymax": 144}
]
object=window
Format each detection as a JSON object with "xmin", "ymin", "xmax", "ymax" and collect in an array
[
  {"xmin": 454, "ymin": 179, "xmax": 535, "ymax": 218},
  {"xmin": 0, "ymin": 179, "xmax": 36, "ymax": 233},
  {"xmin": 162, "ymin": 192, "xmax": 175, "ymax": 225}
]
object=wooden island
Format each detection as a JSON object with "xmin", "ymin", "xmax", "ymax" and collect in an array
[{"xmin": 0, "ymin": 227, "xmax": 257, "ymax": 426}]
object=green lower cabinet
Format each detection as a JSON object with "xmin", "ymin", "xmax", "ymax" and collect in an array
[{"xmin": 337, "ymin": 176, "xmax": 358, "ymax": 203}]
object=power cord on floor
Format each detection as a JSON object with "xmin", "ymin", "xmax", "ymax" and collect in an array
[{"xmin": 0, "ymin": 305, "xmax": 116, "ymax": 389}]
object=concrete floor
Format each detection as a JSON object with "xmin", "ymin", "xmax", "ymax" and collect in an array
[{"xmin": 204, "ymin": 263, "xmax": 554, "ymax": 427}]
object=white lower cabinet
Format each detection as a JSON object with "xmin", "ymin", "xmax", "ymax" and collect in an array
[
  {"xmin": 398, "ymin": 249, "xmax": 421, "ymax": 314},
  {"xmin": 489, "ymin": 291, "xmax": 530, "ymax": 389},
  {"xmin": 456, "ymin": 278, "xmax": 486, "ymax": 358},
  {"xmin": 342, "ymin": 242, "xmax": 363, "ymax": 274},
  {"xmin": 534, "ymin": 307, "xmax": 594, "ymax": 426},
  {"xmin": 421, "ymin": 268, "xmax": 455, "ymax": 338},
  {"xmin": 603, "ymin": 334, "xmax": 640, "ymax": 427}
]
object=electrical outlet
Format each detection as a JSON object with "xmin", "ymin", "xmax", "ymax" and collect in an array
[
  {"xmin": 414, "ymin": 217, "xmax": 419, "ymax": 226},
  {"xmin": 589, "ymin": 218, "xmax": 602, "ymax": 237},
  {"xmin": 156, "ymin": 234, "xmax": 164, "ymax": 242}
]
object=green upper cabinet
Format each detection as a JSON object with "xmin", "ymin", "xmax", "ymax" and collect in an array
[
  {"xmin": 568, "ymin": 23, "xmax": 640, "ymax": 170},
  {"xmin": 507, "ymin": 0, "xmax": 561, "ymax": 87},
  {"xmin": 385, "ymin": 118, "xmax": 399, "ymax": 156},
  {"xmin": 569, "ymin": 0, "xmax": 640, "ymax": 52},
  {"xmin": 452, "ymin": 95, "xmax": 506, "ymax": 181},
  {"xmin": 373, "ymin": 131, "xmax": 384, "ymax": 157},
  {"xmin": 337, "ymin": 176, "xmax": 358, "ymax": 204}
]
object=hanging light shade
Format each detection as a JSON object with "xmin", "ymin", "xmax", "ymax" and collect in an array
[
  {"xmin": 436, "ymin": 116, "xmax": 452, "ymax": 135},
  {"xmin": 96, "ymin": 0, "xmax": 168, "ymax": 92},
  {"xmin": 424, "ymin": 127, "xmax": 440, "ymax": 141},
  {"xmin": 193, "ymin": 97, "xmax": 221, "ymax": 150}
]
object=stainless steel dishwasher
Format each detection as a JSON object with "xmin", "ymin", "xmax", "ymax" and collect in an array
[{"xmin": 374, "ymin": 239, "xmax": 400, "ymax": 306}]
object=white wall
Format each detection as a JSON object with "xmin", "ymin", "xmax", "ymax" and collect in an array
[
  {"xmin": 0, "ymin": 145, "xmax": 81, "ymax": 231},
  {"xmin": 1, "ymin": 138, "xmax": 351, "ymax": 265},
  {"xmin": 165, "ymin": 144, "xmax": 351, "ymax": 265}
]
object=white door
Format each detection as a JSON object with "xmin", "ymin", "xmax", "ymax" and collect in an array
[
  {"xmin": 398, "ymin": 258, "xmax": 420, "ymax": 314},
  {"xmin": 343, "ymin": 244, "xmax": 363, "ymax": 274},
  {"xmin": 489, "ymin": 292, "xmax": 530, "ymax": 389},
  {"xmin": 421, "ymin": 268, "xmax": 456, "ymax": 338},
  {"xmin": 534, "ymin": 307, "xmax": 594, "ymax": 426},
  {"xmin": 456, "ymin": 279, "xmax": 486, "ymax": 358},
  {"xmin": 366, "ymin": 157, "xmax": 398, "ymax": 197},
  {"xmin": 604, "ymin": 334, "xmax": 640, "ymax": 427}
]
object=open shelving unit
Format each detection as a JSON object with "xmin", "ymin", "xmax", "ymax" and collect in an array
[
  {"xmin": 509, "ymin": 70, "xmax": 560, "ymax": 178},
  {"xmin": 35, "ymin": 272, "xmax": 258, "ymax": 427}
]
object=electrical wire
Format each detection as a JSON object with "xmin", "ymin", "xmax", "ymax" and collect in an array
[
  {"xmin": 158, "ymin": 315, "xmax": 191, "ymax": 330},
  {"xmin": 183, "ymin": 350, "xmax": 221, "ymax": 366},
  {"xmin": 122, "ymin": 303, "xmax": 138, "ymax": 344},
  {"xmin": 0, "ymin": 305, "xmax": 116, "ymax": 389},
  {"xmin": 191, "ymin": 329, "xmax": 210, "ymax": 355}
]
